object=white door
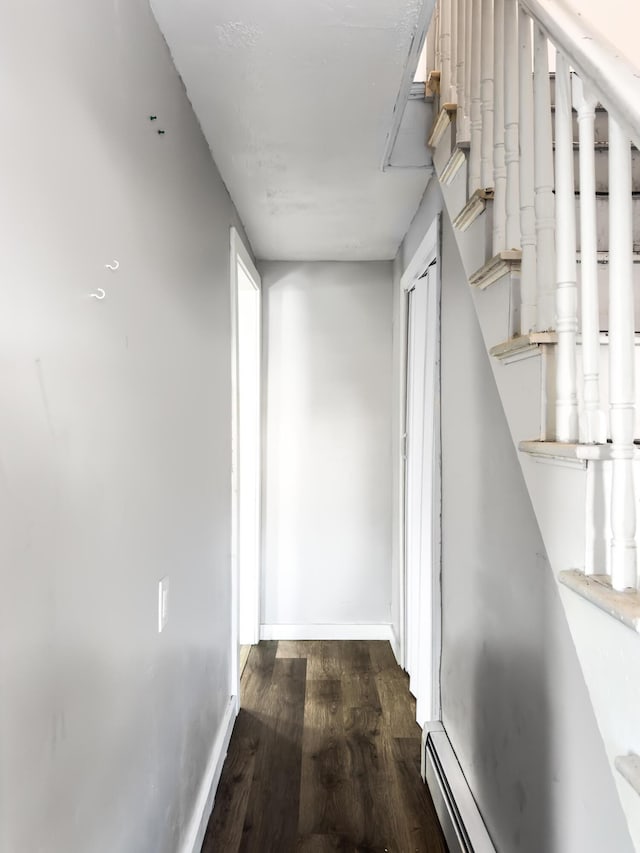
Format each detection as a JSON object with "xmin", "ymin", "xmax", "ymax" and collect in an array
[
  {"xmin": 230, "ymin": 228, "xmax": 262, "ymax": 697},
  {"xmin": 404, "ymin": 260, "xmax": 441, "ymax": 726}
]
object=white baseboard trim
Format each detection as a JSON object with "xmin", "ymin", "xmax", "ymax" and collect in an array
[
  {"xmin": 422, "ymin": 722, "xmax": 496, "ymax": 853},
  {"xmin": 180, "ymin": 695, "xmax": 238, "ymax": 853},
  {"xmin": 259, "ymin": 623, "xmax": 394, "ymax": 642}
]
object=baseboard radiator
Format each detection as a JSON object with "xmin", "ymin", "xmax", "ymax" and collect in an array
[{"xmin": 422, "ymin": 722, "xmax": 496, "ymax": 853}]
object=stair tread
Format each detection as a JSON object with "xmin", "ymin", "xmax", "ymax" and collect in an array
[
  {"xmin": 519, "ymin": 439, "xmax": 640, "ymax": 462},
  {"xmin": 559, "ymin": 570, "xmax": 640, "ymax": 633},
  {"xmin": 615, "ymin": 755, "xmax": 640, "ymax": 798}
]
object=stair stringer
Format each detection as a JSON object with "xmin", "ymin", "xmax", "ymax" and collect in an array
[{"xmin": 434, "ymin": 157, "xmax": 640, "ymax": 848}]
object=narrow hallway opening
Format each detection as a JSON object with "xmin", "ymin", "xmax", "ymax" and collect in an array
[{"xmin": 202, "ymin": 641, "xmax": 447, "ymax": 852}]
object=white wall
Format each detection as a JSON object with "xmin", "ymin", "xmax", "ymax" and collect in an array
[
  {"xmin": 261, "ymin": 262, "xmax": 393, "ymax": 629},
  {"xmin": 0, "ymin": 2, "xmax": 249, "ymax": 851}
]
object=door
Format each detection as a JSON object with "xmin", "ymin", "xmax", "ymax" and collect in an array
[{"xmin": 404, "ymin": 260, "xmax": 441, "ymax": 726}]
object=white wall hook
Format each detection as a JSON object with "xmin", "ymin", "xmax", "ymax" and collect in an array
[
  {"xmin": 90, "ymin": 288, "xmax": 106, "ymax": 300},
  {"xmin": 105, "ymin": 260, "xmax": 120, "ymax": 271}
]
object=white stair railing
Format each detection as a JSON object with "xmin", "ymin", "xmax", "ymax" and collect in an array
[{"xmin": 425, "ymin": 0, "xmax": 640, "ymax": 589}]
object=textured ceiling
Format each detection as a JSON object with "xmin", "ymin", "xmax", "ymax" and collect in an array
[{"xmin": 151, "ymin": 0, "xmax": 432, "ymax": 260}]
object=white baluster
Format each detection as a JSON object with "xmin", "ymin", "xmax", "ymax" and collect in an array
[
  {"xmin": 554, "ymin": 53, "xmax": 579, "ymax": 442},
  {"xmin": 609, "ymin": 116, "xmax": 637, "ymax": 591},
  {"xmin": 469, "ymin": 0, "xmax": 482, "ymax": 193},
  {"xmin": 426, "ymin": 8, "xmax": 437, "ymax": 77},
  {"xmin": 456, "ymin": 0, "xmax": 466, "ymax": 139},
  {"xmin": 504, "ymin": 0, "xmax": 520, "ymax": 249},
  {"xmin": 518, "ymin": 9, "xmax": 536, "ymax": 333},
  {"xmin": 533, "ymin": 26, "xmax": 555, "ymax": 330},
  {"xmin": 450, "ymin": 0, "xmax": 458, "ymax": 104},
  {"xmin": 492, "ymin": 0, "xmax": 506, "ymax": 253},
  {"xmin": 574, "ymin": 76, "xmax": 606, "ymax": 444},
  {"xmin": 480, "ymin": 0, "xmax": 494, "ymax": 189},
  {"xmin": 464, "ymin": 0, "xmax": 473, "ymax": 141},
  {"xmin": 440, "ymin": 0, "xmax": 452, "ymax": 104},
  {"xmin": 585, "ymin": 462, "xmax": 596, "ymax": 575},
  {"xmin": 435, "ymin": 0, "xmax": 441, "ymax": 73}
]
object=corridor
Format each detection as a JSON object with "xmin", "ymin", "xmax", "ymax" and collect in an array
[{"xmin": 201, "ymin": 641, "xmax": 447, "ymax": 852}]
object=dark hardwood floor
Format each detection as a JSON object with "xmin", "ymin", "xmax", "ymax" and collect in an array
[{"xmin": 201, "ymin": 640, "xmax": 448, "ymax": 853}]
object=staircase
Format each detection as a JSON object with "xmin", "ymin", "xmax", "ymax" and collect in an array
[{"xmin": 422, "ymin": 0, "xmax": 640, "ymax": 847}]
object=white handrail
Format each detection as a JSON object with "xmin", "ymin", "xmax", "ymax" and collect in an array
[{"xmin": 519, "ymin": 0, "xmax": 640, "ymax": 150}]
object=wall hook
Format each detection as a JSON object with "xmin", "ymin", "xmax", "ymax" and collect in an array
[
  {"xmin": 90, "ymin": 288, "xmax": 106, "ymax": 300},
  {"xmin": 105, "ymin": 260, "xmax": 120, "ymax": 271}
]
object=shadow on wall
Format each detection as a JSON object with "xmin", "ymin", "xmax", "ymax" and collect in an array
[{"xmin": 470, "ymin": 559, "xmax": 553, "ymax": 852}]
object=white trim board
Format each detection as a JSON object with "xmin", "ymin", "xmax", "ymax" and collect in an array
[
  {"xmin": 401, "ymin": 215, "xmax": 440, "ymax": 292},
  {"xmin": 180, "ymin": 695, "xmax": 238, "ymax": 853},
  {"xmin": 229, "ymin": 225, "xmax": 262, "ymax": 700},
  {"xmin": 422, "ymin": 722, "xmax": 496, "ymax": 853},
  {"xmin": 390, "ymin": 622, "xmax": 402, "ymax": 665},
  {"xmin": 260, "ymin": 624, "xmax": 394, "ymax": 642}
]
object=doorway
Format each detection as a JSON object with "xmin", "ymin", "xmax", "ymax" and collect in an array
[
  {"xmin": 230, "ymin": 227, "xmax": 262, "ymax": 698},
  {"xmin": 401, "ymin": 219, "xmax": 442, "ymax": 729}
]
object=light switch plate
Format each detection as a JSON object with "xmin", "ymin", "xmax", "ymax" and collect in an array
[{"xmin": 158, "ymin": 577, "xmax": 169, "ymax": 632}]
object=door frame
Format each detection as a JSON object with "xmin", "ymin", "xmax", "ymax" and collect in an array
[
  {"xmin": 230, "ymin": 226, "xmax": 262, "ymax": 702},
  {"xmin": 397, "ymin": 214, "xmax": 442, "ymax": 725}
]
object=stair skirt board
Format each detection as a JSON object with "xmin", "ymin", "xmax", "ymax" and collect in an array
[
  {"xmin": 423, "ymin": 723, "xmax": 496, "ymax": 853},
  {"xmin": 259, "ymin": 623, "xmax": 394, "ymax": 641},
  {"xmin": 180, "ymin": 695, "xmax": 237, "ymax": 853}
]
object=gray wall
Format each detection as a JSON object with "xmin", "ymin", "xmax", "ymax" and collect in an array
[
  {"xmin": 260, "ymin": 262, "xmax": 393, "ymax": 628},
  {"xmin": 0, "ymin": 2, "xmax": 249, "ymax": 851},
  {"xmin": 435, "ymin": 211, "xmax": 632, "ymax": 852}
]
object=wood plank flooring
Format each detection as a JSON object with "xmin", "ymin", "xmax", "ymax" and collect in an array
[{"xmin": 202, "ymin": 641, "xmax": 447, "ymax": 853}]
